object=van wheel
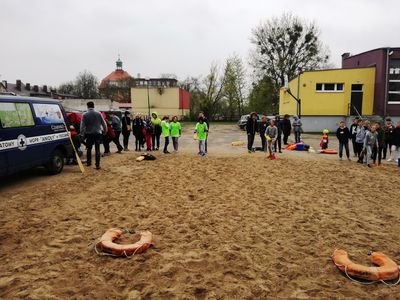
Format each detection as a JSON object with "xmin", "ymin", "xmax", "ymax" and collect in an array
[{"xmin": 46, "ymin": 150, "xmax": 64, "ymax": 175}]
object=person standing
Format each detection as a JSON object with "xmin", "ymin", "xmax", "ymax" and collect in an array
[
  {"xmin": 355, "ymin": 119, "xmax": 365, "ymax": 163},
  {"xmin": 292, "ymin": 115, "xmax": 302, "ymax": 143},
  {"xmin": 161, "ymin": 116, "xmax": 171, "ymax": 154},
  {"xmin": 265, "ymin": 119, "xmax": 278, "ymax": 159},
  {"xmin": 274, "ymin": 115, "xmax": 282, "ymax": 153},
  {"xmin": 198, "ymin": 112, "xmax": 209, "ymax": 153},
  {"xmin": 373, "ymin": 122, "xmax": 385, "ymax": 166},
  {"xmin": 281, "ymin": 114, "xmax": 292, "ymax": 145},
  {"xmin": 121, "ymin": 111, "xmax": 132, "ymax": 151},
  {"xmin": 151, "ymin": 112, "xmax": 162, "ymax": 150},
  {"xmin": 80, "ymin": 101, "xmax": 107, "ymax": 170},
  {"xmin": 336, "ymin": 120, "xmax": 351, "ymax": 161},
  {"xmin": 195, "ymin": 117, "xmax": 208, "ymax": 156},
  {"xmin": 110, "ymin": 113, "xmax": 123, "ymax": 153},
  {"xmin": 388, "ymin": 120, "xmax": 400, "ymax": 163},
  {"xmin": 143, "ymin": 115, "xmax": 154, "ymax": 151},
  {"xmin": 383, "ymin": 118, "xmax": 396, "ymax": 161},
  {"xmin": 246, "ymin": 112, "xmax": 258, "ymax": 153},
  {"xmin": 259, "ymin": 116, "xmax": 268, "ymax": 151},
  {"xmin": 102, "ymin": 117, "xmax": 115, "ymax": 157},
  {"xmin": 170, "ymin": 116, "xmax": 181, "ymax": 152},
  {"xmin": 132, "ymin": 113, "xmax": 144, "ymax": 151},
  {"xmin": 363, "ymin": 124, "xmax": 378, "ymax": 168},
  {"xmin": 349, "ymin": 117, "xmax": 359, "ymax": 157}
]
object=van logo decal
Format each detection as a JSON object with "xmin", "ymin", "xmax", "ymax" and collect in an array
[
  {"xmin": 17, "ymin": 134, "xmax": 27, "ymax": 151},
  {"xmin": 0, "ymin": 132, "xmax": 69, "ymax": 151}
]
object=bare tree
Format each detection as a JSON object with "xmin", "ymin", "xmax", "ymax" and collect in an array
[{"xmin": 250, "ymin": 13, "xmax": 330, "ymax": 88}]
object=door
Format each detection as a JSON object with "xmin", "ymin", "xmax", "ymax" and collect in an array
[{"xmin": 350, "ymin": 84, "xmax": 363, "ymax": 116}]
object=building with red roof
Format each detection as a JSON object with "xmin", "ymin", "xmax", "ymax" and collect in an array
[{"xmin": 99, "ymin": 57, "xmax": 134, "ymax": 102}]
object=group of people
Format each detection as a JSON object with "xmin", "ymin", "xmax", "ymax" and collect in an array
[
  {"xmin": 246, "ymin": 113, "xmax": 302, "ymax": 158},
  {"xmin": 335, "ymin": 117, "xmax": 400, "ymax": 167},
  {"xmin": 76, "ymin": 101, "xmax": 210, "ymax": 169}
]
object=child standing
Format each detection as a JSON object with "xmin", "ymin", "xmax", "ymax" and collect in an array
[
  {"xmin": 320, "ymin": 129, "xmax": 329, "ymax": 150},
  {"xmin": 355, "ymin": 119, "xmax": 365, "ymax": 163},
  {"xmin": 372, "ymin": 122, "xmax": 385, "ymax": 166},
  {"xmin": 195, "ymin": 117, "xmax": 208, "ymax": 156},
  {"xmin": 265, "ymin": 120, "xmax": 278, "ymax": 159},
  {"xmin": 336, "ymin": 121, "xmax": 351, "ymax": 161},
  {"xmin": 363, "ymin": 124, "xmax": 378, "ymax": 168},
  {"xmin": 170, "ymin": 116, "xmax": 182, "ymax": 152},
  {"xmin": 161, "ymin": 116, "xmax": 170, "ymax": 154},
  {"xmin": 144, "ymin": 115, "xmax": 154, "ymax": 151}
]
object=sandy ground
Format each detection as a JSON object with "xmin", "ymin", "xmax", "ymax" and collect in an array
[{"xmin": 1, "ymin": 124, "xmax": 400, "ymax": 299}]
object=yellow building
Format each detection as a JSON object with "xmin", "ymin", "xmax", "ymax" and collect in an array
[
  {"xmin": 131, "ymin": 79, "xmax": 190, "ymax": 118},
  {"xmin": 279, "ymin": 67, "xmax": 376, "ymax": 117}
]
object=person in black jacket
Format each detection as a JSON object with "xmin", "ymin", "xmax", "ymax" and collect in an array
[
  {"xmin": 246, "ymin": 112, "xmax": 258, "ymax": 153},
  {"xmin": 281, "ymin": 114, "xmax": 291, "ymax": 145},
  {"xmin": 349, "ymin": 117, "xmax": 359, "ymax": 157},
  {"xmin": 383, "ymin": 118, "xmax": 396, "ymax": 160},
  {"xmin": 336, "ymin": 120, "xmax": 351, "ymax": 160},
  {"xmin": 132, "ymin": 113, "xmax": 144, "ymax": 151},
  {"xmin": 388, "ymin": 120, "xmax": 400, "ymax": 162},
  {"xmin": 259, "ymin": 115, "xmax": 268, "ymax": 151},
  {"xmin": 121, "ymin": 111, "xmax": 131, "ymax": 151}
]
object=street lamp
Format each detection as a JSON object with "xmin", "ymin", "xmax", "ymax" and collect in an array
[{"xmin": 145, "ymin": 77, "xmax": 150, "ymax": 116}]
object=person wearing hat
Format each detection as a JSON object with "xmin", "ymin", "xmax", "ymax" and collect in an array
[{"xmin": 121, "ymin": 111, "xmax": 132, "ymax": 151}]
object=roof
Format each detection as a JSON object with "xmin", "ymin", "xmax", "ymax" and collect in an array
[
  {"xmin": 343, "ymin": 47, "xmax": 400, "ymax": 60},
  {"xmin": 99, "ymin": 70, "xmax": 132, "ymax": 88}
]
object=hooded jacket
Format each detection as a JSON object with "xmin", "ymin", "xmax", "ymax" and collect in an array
[
  {"xmin": 151, "ymin": 112, "xmax": 162, "ymax": 135},
  {"xmin": 246, "ymin": 117, "xmax": 258, "ymax": 135}
]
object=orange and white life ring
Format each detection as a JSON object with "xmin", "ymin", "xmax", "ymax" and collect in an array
[
  {"xmin": 332, "ymin": 249, "xmax": 400, "ymax": 283},
  {"xmin": 96, "ymin": 228, "xmax": 153, "ymax": 257}
]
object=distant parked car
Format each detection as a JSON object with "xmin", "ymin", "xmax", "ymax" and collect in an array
[{"xmin": 237, "ymin": 114, "xmax": 250, "ymax": 130}]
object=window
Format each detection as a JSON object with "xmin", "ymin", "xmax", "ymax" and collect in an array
[
  {"xmin": 388, "ymin": 59, "xmax": 400, "ymax": 103},
  {"xmin": 351, "ymin": 84, "xmax": 363, "ymax": 91},
  {"xmin": 315, "ymin": 83, "xmax": 344, "ymax": 92},
  {"xmin": 32, "ymin": 103, "xmax": 64, "ymax": 125},
  {"xmin": 0, "ymin": 102, "xmax": 34, "ymax": 128}
]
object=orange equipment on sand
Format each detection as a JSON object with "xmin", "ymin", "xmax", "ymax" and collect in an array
[
  {"xmin": 332, "ymin": 249, "xmax": 400, "ymax": 284},
  {"xmin": 96, "ymin": 228, "xmax": 153, "ymax": 257},
  {"xmin": 318, "ymin": 149, "xmax": 338, "ymax": 154}
]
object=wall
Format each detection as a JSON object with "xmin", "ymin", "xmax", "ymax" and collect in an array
[
  {"xmin": 279, "ymin": 67, "xmax": 375, "ymax": 116},
  {"xmin": 131, "ymin": 87, "xmax": 190, "ymax": 118},
  {"xmin": 60, "ymin": 99, "xmax": 118, "ymax": 112}
]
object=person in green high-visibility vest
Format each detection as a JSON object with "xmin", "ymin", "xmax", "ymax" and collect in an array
[
  {"xmin": 170, "ymin": 116, "xmax": 182, "ymax": 152},
  {"xmin": 194, "ymin": 117, "xmax": 208, "ymax": 156},
  {"xmin": 161, "ymin": 115, "xmax": 171, "ymax": 154}
]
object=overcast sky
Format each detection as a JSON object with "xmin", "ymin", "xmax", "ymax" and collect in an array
[{"xmin": 1, "ymin": 0, "xmax": 399, "ymax": 87}]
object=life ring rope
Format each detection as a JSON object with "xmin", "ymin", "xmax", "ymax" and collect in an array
[{"xmin": 333, "ymin": 261, "xmax": 400, "ymax": 286}]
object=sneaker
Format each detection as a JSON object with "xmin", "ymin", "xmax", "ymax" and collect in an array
[
  {"xmin": 347, "ymin": 158, "xmax": 351, "ymax": 161},
  {"xmin": 95, "ymin": 165, "xmax": 101, "ymax": 170},
  {"xmin": 248, "ymin": 150, "xmax": 252, "ymax": 153},
  {"xmin": 339, "ymin": 157, "xmax": 343, "ymax": 161},
  {"xmin": 116, "ymin": 150, "xmax": 122, "ymax": 154},
  {"xmin": 279, "ymin": 150, "xmax": 282, "ymax": 153},
  {"xmin": 124, "ymin": 148, "xmax": 130, "ymax": 151},
  {"xmin": 387, "ymin": 158, "xmax": 393, "ymax": 162},
  {"xmin": 201, "ymin": 153, "xmax": 206, "ymax": 156},
  {"xmin": 367, "ymin": 164, "xmax": 372, "ymax": 168},
  {"xmin": 102, "ymin": 152, "xmax": 111, "ymax": 157},
  {"xmin": 164, "ymin": 151, "xmax": 170, "ymax": 154}
]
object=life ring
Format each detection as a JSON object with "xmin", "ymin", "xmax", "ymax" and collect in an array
[
  {"xmin": 332, "ymin": 249, "xmax": 400, "ymax": 282},
  {"xmin": 96, "ymin": 228, "xmax": 153, "ymax": 257},
  {"xmin": 319, "ymin": 149, "xmax": 338, "ymax": 154},
  {"xmin": 231, "ymin": 141, "xmax": 244, "ymax": 146}
]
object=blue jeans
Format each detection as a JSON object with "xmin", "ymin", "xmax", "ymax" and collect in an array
[
  {"xmin": 86, "ymin": 133, "xmax": 102, "ymax": 167},
  {"xmin": 339, "ymin": 142, "xmax": 350, "ymax": 158},
  {"xmin": 294, "ymin": 131, "xmax": 301, "ymax": 143}
]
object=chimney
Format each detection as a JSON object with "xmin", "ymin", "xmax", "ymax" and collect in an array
[
  {"xmin": 16, "ymin": 80, "xmax": 22, "ymax": 91},
  {"xmin": 25, "ymin": 83, "xmax": 31, "ymax": 91},
  {"xmin": 342, "ymin": 52, "xmax": 350, "ymax": 60},
  {"xmin": 33, "ymin": 85, "xmax": 39, "ymax": 92},
  {"xmin": 43, "ymin": 85, "xmax": 48, "ymax": 93}
]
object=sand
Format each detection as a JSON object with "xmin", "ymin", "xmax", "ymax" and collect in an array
[{"xmin": 1, "ymin": 125, "xmax": 400, "ymax": 299}]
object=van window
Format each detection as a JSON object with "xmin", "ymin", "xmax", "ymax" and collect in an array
[
  {"xmin": 0, "ymin": 102, "xmax": 35, "ymax": 128},
  {"xmin": 32, "ymin": 103, "xmax": 64, "ymax": 125}
]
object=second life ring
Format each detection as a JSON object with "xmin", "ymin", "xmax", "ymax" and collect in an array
[
  {"xmin": 332, "ymin": 249, "xmax": 400, "ymax": 283},
  {"xmin": 96, "ymin": 228, "xmax": 153, "ymax": 257}
]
